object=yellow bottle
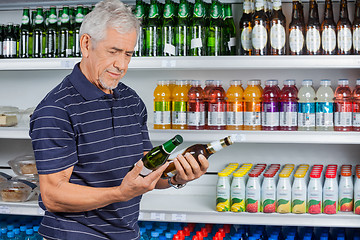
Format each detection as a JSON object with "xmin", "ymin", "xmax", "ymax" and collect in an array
[
  {"xmin": 244, "ymin": 80, "xmax": 263, "ymax": 130},
  {"xmin": 172, "ymin": 80, "xmax": 188, "ymax": 129},
  {"xmin": 226, "ymin": 80, "xmax": 244, "ymax": 130},
  {"xmin": 153, "ymin": 80, "xmax": 171, "ymax": 129}
]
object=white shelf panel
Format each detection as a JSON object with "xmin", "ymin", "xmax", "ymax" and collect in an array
[
  {"xmin": 1, "ymin": 56, "xmax": 359, "ymax": 71},
  {"xmin": 0, "ymin": 200, "xmax": 44, "ymax": 216},
  {"xmin": 0, "ymin": 127, "xmax": 30, "ymax": 139}
]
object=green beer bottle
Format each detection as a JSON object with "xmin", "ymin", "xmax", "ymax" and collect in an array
[
  {"xmin": 134, "ymin": 0, "xmax": 146, "ymax": 57},
  {"xmin": 145, "ymin": 0, "xmax": 162, "ymax": 56},
  {"xmin": 73, "ymin": 5, "xmax": 84, "ymax": 57},
  {"xmin": 59, "ymin": 6, "xmax": 73, "ymax": 57},
  {"xmin": 223, "ymin": 4, "xmax": 236, "ymax": 55},
  {"xmin": 32, "ymin": 7, "xmax": 45, "ymax": 58},
  {"xmin": 190, "ymin": 0, "xmax": 207, "ymax": 56},
  {"xmin": 162, "ymin": 0, "xmax": 177, "ymax": 56},
  {"xmin": 45, "ymin": 6, "xmax": 58, "ymax": 58},
  {"xmin": 176, "ymin": 0, "xmax": 190, "ymax": 56},
  {"xmin": 3, "ymin": 23, "xmax": 17, "ymax": 58},
  {"xmin": 19, "ymin": 8, "xmax": 32, "ymax": 58},
  {"xmin": 207, "ymin": 0, "xmax": 223, "ymax": 56},
  {"xmin": 140, "ymin": 135, "xmax": 183, "ymax": 177}
]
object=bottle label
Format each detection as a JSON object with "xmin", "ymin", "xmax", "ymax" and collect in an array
[
  {"xmin": 252, "ymin": 24, "xmax": 267, "ymax": 50},
  {"xmin": 164, "ymin": 4, "xmax": 174, "ymax": 18},
  {"xmin": 289, "ymin": 28, "xmax": 304, "ymax": 53},
  {"xmin": 210, "ymin": 3, "xmax": 221, "ymax": 19},
  {"xmin": 307, "ymin": 179, "xmax": 322, "ymax": 214},
  {"xmin": 246, "ymin": 178, "xmax": 260, "ymax": 213},
  {"xmin": 208, "ymin": 103, "xmax": 226, "ymax": 126},
  {"xmin": 353, "ymin": 112, "xmax": 360, "ymax": 127},
  {"xmin": 316, "ymin": 102, "xmax": 334, "ymax": 127},
  {"xmin": 48, "ymin": 13, "xmax": 57, "ymax": 24},
  {"xmin": 323, "ymin": 180, "xmax": 338, "ymax": 214},
  {"xmin": 262, "ymin": 102, "xmax": 279, "ymax": 127},
  {"xmin": 335, "ymin": 102, "xmax": 352, "ymax": 127},
  {"xmin": 139, "ymin": 164, "xmax": 153, "ymax": 176},
  {"xmin": 231, "ymin": 179, "xmax": 246, "ymax": 212},
  {"xmin": 227, "ymin": 111, "xmax": 244, "ymax": 126},
  {"xmin": 280, "ymin": 102, "xmax": 298, "ymax": 127},
  {"xmin": 244, "ymin": 112, "xmax": 261, "ymax": 126},
  {"xmin": 228, "ymin": 37, "xmax": 236, "ymax": 48},
  {"xmin": 261, "ymin": 179, "xmax": 276, "ymax": 213},
  {"xmin": 306, "ymin": 28, "xmax": 321, "ymax": 52},
  {"xmin": 154, "ymin": 100, "xmax": 171, "ymax": 125},
  {"xmin": 135, "ymin": 5, "xmax": 145, "ymax": 18},
  {"xmin": 75, "ymin": 13, "xmax": 84, "ymax": 23},
  {"xmin": 191, "ymin": 38, "xmax": 203, "ymax": 49},
  {"xmin": 273, "ymin": 0, "xmax": 282, "ymax": 9},
  {"xmin": 292, "ymin": 179, "xmax": 307, "ymax": 213},
  {"xmin": 217, "ymin": 177, "xmax": 230, "ymax": 212},
  {"xmin": 322, "ymin": 28, "xmax": 336, "ymax": 52},
  {"xmin": 241, "ymin": 27, "xmax": 252, "ymax": 51},
  {"xmin": 298, "ymin": 102, "xmax": 316, "ymax": 127},
  {"xmin": 35, "ymin": 15, "xmax": 44, "ymax": 24},
  {"xmin": 194, "ymin": 2, "xmax": 205, "ymax": 17},
  {"xmin": 3, "ymin": 40, "xmax": 17, "ymax": 56},
  {"xmin": 353, "ymin": 27, "xmax": 360, "ymax": 51},
  {"xmin": 21, "ymin": 15, "xmax": 30, "ymax": 24},
  {"xmin": 172, "ymin": 101, "xmax": 187, "ymax": 125},
  {"xmin": 60, "ymin": 14, "xmax": 70, "ymax": 23},
  {"xmin": 149, "ymin": 5, "xmax": 160, "ymax": 18},
  {"xmin": 187, "ymin": 111, "xmax": 205, "ymax": 126},
  {"xmin": 338, "ymin": 27, "xmax": 352, "ymax": 52},
  {"xmin": 164, "ymin": 43, "xmax": 176, "ymax": 55},
  {"xmin": 270, "ymin": 23, "xmax": 286, "ymax": 50},
  {"xmin": 0, "ymin": 41, "xmax": 3, "ymax": 56}
]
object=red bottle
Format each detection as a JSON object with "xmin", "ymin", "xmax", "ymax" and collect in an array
[
  {"xmin": 207, "ymin": 80, "xmax": 226, "ymax": 130},
  {"xmin": 204, "ymin": 80, "xmax": 214, "ymax": 129},
  {"xmin": 279, "ymin": 79, "xmax": 298, "ymax": 131},
  {"xmin": 334, "ymin": 79, "xmax": 353, "ymax": 131},
  {"xmin": 353, "ymin": 79, "xmax": 360, "ymax": 131},
  {"xmin": 187, "ymin": 80, "xmax": 205, "ymax": 130},
  {"xmin": 262, "ymin": 79, "xmax": 281, "ymax": 131}
]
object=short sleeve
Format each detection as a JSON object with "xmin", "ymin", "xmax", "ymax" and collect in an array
[
  {"xmin": 138, "ymin": 98, "xmax": 153, "ymax": 151},
  {"xmin": 29, "ymin": 104, "xmax": 78, "ymax": 174}
]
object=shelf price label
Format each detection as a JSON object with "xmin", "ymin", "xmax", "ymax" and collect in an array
[
  {"xmin": 150, "ymin": 212, "xmax": 165, "ymax": 221},
  {"xmin": 171, "ymin": 213, "xmax": 186, "ymax": 221},
  {"xmin": 0, "ymin": 205, "xmax": 10, "ymax": 214}
]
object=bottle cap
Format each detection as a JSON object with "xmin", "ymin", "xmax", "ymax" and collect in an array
[
  {"xmin": 294, "ymin": 173, "xmax": 305, "ymax": 178},
  {"xmin": 284, "ymin": 79, "xmax": 296, "ymax": 86},
  {"xmin": 264, "ymin": 172, "xmax": 275, "ymax": 178},
  {"xmin": 176, "ymin": 80, "xmax": 187, "ymax": 86},
  {"xmin": 191, "ymin": 79, "xmax": 201, "ymax": 87},
  {"xmin": 205, "ymin": 80, "xmax": 214, "ymax": 86},
  {"xmin": 248, "ymin": 172, "xmax": 260, "ymax": 177},
  {"xmin": 338, "ymin": 79, "xmax": 349, "ymax": 86},
  {"xmin": 213, "ymin": 80, "xmax": 223, "ymax": 87},
  {"xmin": 157, "ymin": 80, "xmax": 168, "ymax": 85},
  {"xmin": 230, "ymin": 80, "xmax": 242, "ymax": 86},
  {"xmin": 265, "ymin": 79, "xmax": 279, "ymax": 86},
  {"xmin": 357, "ymin": 79, "xmax": 360, "ymax": 85},
  {"xmin": 341, "ymin": 171, "xmax": 352, "ymax": 177},
  {"xmin": 248, "ymin": 79, "xmax": 261, "ymax": 86},
  {"xmin": 325, "ymin": 172, "xmax": 336, "ymax": 178},
  {"xmin": 218, "ymin": 172, "xmax": 228, "ymax": 177},
  {"xmin": 320, "ymin": 79, "xmax": 331, "ymax": 86},
  {"xmin": 310, "ymin": 172, "xmax": 321, "ymax": 178},
  {"xmin": 302, "ymin": 79, "xmax": 313, "ymax": 86}
]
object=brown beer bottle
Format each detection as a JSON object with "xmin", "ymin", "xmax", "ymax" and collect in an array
[
  {"xmin": 337, "ymin": 0, "xmax": 352, "ymax": 54},
  {"xmin": 269, "ymin": 0, "xmax": 286, "ymax": 55},
  {"xmin": 306, "ymin": 0, "xmax": 321, "ymax": 55},
  {"xmin": 321, "ymin": 0, "xmax": 337, "ymax": 55},
  {"xmin": 239, "ymin": 0, "xmax": 253, "ymax": 55},
  {"xmin": 353, "ymin": 0, "xmax": 360, "ymax": 54},
  {"xmin": 161, "ymin": 135, "xmax": 236, "ymax": 178},
  {"xmin": 289, "ymin": 0, "xmax": 305, "ymax": 55},
  {"xmin": 252, "ymin": 0, "xmax": 269, "ymax": 55}
]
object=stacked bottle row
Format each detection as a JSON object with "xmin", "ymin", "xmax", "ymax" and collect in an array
[
  {"xmin": 0, "ymin": 215, "xmax": 42, "ymax": 240},
  {"xmin": 153, "ymin": 78, "xmax": 360, "ymax": 131},
  {"xmin": 138, "ymin": 221, "xmax": 360, "ymax": 240},
  {"xmin": 0, "ymin": 5, "xmax": 90, "ymax": 58},
  {"xmin": 216, "ymin": 163, "xmax": 360, "ymax": 215},
  {"xmin": 134, "ymin": 0, "xmax": 236, "ymax": 56}
]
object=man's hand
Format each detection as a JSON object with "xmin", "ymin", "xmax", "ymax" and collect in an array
[
  {"xmin": 171, "ymin": 153, "xmax": 209, "ymax": 185},
  {"xmin": 117, "ymin": 161, "xmax": 169, "ymax": 201}
]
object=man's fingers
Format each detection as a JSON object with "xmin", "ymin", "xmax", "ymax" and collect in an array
[
  {"xmin": 130, "ymin": 160, "xmax": 144, "ymax": 177},
  {"xmin": 198, "ymin": 154, "xmax": 209, "ymax": 172},
  {"xmin": 146, "ymin": 162, "xmax": 169, "ymax": 182}
]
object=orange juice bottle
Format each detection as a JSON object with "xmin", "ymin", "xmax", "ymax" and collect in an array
[
  {"xmin": 226, "ymin": 80, "xmax": 244, "ymax": 130},
  {"xmin": 154, "ymin": 80, "xmax": 171, "ymax": 129},
  {"xmin": 244, "ymin": 80, "xmax": 263, "ymax": 130},
  {"xmin": 172, "ymin": 80, "xmax": 188, "ymax": 129},
  {"xmin": 168, "ymin": 79, "xmax": 177, "ymax": 97}
]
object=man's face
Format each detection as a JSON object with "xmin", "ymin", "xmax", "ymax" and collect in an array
[{"xmin": 85, "ymin": 28, "xmax": 137, "ymax": 93}]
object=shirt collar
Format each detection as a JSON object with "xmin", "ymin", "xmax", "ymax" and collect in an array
[{"xmin": 69, "ymin": 63, "xmax": 121, "ymax": 100}]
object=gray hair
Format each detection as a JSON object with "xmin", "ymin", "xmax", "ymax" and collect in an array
[{"xmin": 80, "ymin": 0, "xmax": 140, "ymax": 46}]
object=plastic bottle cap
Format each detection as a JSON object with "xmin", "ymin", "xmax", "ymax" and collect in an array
[
  {"xmin": 284, "ymin": 79, "xmax": 296, "ymax": 86},
  {"xmin": 190, "ymin": 79, "xmax": 201, "ymax": 87},
  {"xmin": 320, "ymin": 79, "xmax": 331, "ymax": 86},
  {"xmin": 341, "ymin": 171, "xmax": 352, "ymax": 177},
  {"xmin": 302, "ymin": 79, "xmax": 313, "ymax": 86},
  {"xmin": 213, "ymin": 80, "xmax": 223, "ymax": 86},
  {"xmin": 266, "ymin": 79, "xmax": 279, "ymax": 86},
  {"xmin": 326, "ymin": 173, "xmax": 337, "ymax": 178},
  {"xmin": 249, "ymin": 172, "xmax": 260, "ymax": 177},
  {"xmin": 294, "ymin": 173, "xmax": 305, "ymax": 178},
  {"xmin": 248, "ymin": 79, "xmax": 261, "ymax": 86},
  {"xmin": 230, "ymin": 80, "xmax": 242, "ymax": 86},
  {"xmin": 264, "ymin": 173, "xmax": 275, "ymax": 178},
  {"xmin": 310, "ymin": 173, "xmax": 321, "ymax": 178},
  {"xmin": 218, "ymin": 172, "xmax": 228, "ymax": 177},
  {"xmin": 338, "ymin": 79, "xmax": 349, "ymax": 85}
]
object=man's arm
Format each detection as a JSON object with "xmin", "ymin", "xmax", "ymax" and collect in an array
[{"xmin": 39, "ymin": 160, "xmax": 169, "ymax": 212}]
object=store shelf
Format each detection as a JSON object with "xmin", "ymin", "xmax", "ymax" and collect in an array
[
  {"xmin": 0, "ymin": 200, "xmax": 44, "ymax": 216},
  {"xmin": 1, "ymin": 56, "xmax": 360, "ymax": 71},
  {"xmin": 0, "ymin": 127, "xmax": 30, "ymax": 139}
]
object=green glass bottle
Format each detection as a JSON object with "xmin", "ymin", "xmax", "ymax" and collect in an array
[
  {"xmin": 145, "ymin": 0, "xmax": 162, "ymax": 56},
  {"xmin": 162, "ymin": 0, "xmax": 177, "ymax": 56},
  {"xmin": 207, "ymin": 0, "xmax": 223, "ymax": 56},
  {"xmin": 3, "ymin": 23, "xmax": 17, "ymax": 58},
  {"xmin": 190, "ymin": 0, "xmax": 207, "ymax": 56},
  {"xmin": 59, "ymin": 6, "xmax": 73, "ymax": 57},
  {"xmin": 0, "ymin": 25, "xmax": 3, "ymax": 58},
  {"xmin": 134, "ymin": 0, "xmax": 146, "ymax": 57},
  {"xmin": 223, "ymin": 4, "xmax": 236, "ymax": 55},
  {"xmin": 140, "ymin": 135, "xmax": 183, "ymax": 177},
  {"xmin": 32, "ymin": 8, "xmax": 45, "ymax": 58},
  {"xmin": 73, "ymin": 5, "xmax": 84, "ymax": 57},
  {"xmin": 176, "ymin": 0, "xmax": 190, "ymax": 56},
  {"xmin": 45, "ymin": 6, "xmax": 58, "ymax": 58},
  {"xmin": 19, "ymin": 8, "xmax": 32, "ymax": 58}
]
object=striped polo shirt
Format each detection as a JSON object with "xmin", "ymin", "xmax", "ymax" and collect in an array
[{"xmin": 29, "ymin": 63, "xmax": 153, "ymax": 240}]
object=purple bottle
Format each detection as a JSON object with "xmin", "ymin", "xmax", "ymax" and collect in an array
[
  {"xmin": 279, "ymin": 79, "xmax": 298, "ymax": 131},
  {"xmin": 262, "ymin": 80, "xmax": 281, "ymax": 131}
]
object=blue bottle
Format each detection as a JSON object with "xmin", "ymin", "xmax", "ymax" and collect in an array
[
  {"xmin": 13, "ymin": 228, "xmax": 21, "ymax": 240},
  {"xmin": 165, "ymin": 232, "xmax": 173, "ymax": 240},
  {"xmin": 150, "ymin": 231, "xmax": 160, "ymax": 240},
  {"xmin": 24, "ymin": 229, "xmax": 37, "ymax": 240},
  {"xmin": 6, "ymin": 232, "xmax": 15, "ymax": 240},
  {"xmin": 0, "ymin": 227, "xmax": 7, "ymax": 240}
]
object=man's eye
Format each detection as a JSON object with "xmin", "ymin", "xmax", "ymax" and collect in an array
[{"xmin": 109, "ymin": 51, "xmax": 116, "ymax": 54}]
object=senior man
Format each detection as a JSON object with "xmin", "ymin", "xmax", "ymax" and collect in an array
[{"xmin": 29, "ymin": 0, "xmax": 209, "ymax": 239}]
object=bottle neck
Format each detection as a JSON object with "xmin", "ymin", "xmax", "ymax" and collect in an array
[
  {"xmin": 339, "ymin": 0, "xmax": 349, "ymax": 19},
  {"xmin": 207, "ymin": 137, "xmax": 233, "ymax": 154},
  {"xmin": 324, "ymin": 0, "xmax": 334, "ymax": 19},
  {"xmin": 308, "ymin": 1, "xmax": 319, "ymax": 20}
]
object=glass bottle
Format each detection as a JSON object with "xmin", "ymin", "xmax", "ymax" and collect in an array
[
  {"xmin": 207, "ymin": 0, "xmax": 223, "ymax": 56},
  {"xmin": 252, "ymin": 0, "xmax": 269, "ymax": 55},
  {"xmin": 321, "ymin": 0, "xmax": 337, "ymax": 55},
  {"xmin": 190, "ymin": 0, "xmax": 207, "ymax": 56},
  {"xmin": 72, "ymin": 5, "xmax": 84, "ymax": 57},
  {"xmin": 269, "ymin": 0, "xmax": 286, "ymax": 55},
  {"xmin": 58, "ymin": 6, "xmax": 73, "ymax": 57},
  {"xmin": 239, "ymin": 0, "xmax": 253, "ymax": 55},
  {"xmin": 32, "ymin": 7, "xmax": 45, "ymax": 58},
  {"xmin": 337, "ymin": 0, "xmax": 352, "ymax": 55},
  {"xmin": 162, "ymin": 0, "xmax": 176, "ymax": 56},
  {"xmin": 3, "ymin": 23, "xmax": 17, "ymax": 58},
  {"xmin": 353, "ymin": 0, "xmax": 360, "ymax": 54},
  {"xmin": 45, "ymin": 6, "xmax": 58, "ymax": 58},
  {"xmin": 223, "ymin": 4, "xmax": 236, "ymax": 55},
  {"xmin": 19, "ymin": 8, "xmax": 32, "ymax": 58},
  {"xmin": 289, "ymin": 0, "xmax": 305, "ymax": 55},
  {"xmin": 306, "ymin": 0, "xmax": 321, "ymax": 55},
  {"xmin": 134, "ymin": 0, "xmax": 146, "ymax": 57},
  {"xmin": 145, "ymin": 0, "xmax": 162, "ymax": 56},
  {"xmin": 176, "ymin": 0, "xmax": 190, "ymax": 56}
]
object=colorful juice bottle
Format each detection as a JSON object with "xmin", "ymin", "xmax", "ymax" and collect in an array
[
  {"xmin": 292, "ymin": 165, "xmax": 309, "ymax": 214},
  {"xmin": 154, "ymin": 80, "xmax": 172, "ymax": 129},
  {"xmin": 354, "ymin": 165, "xmax": 360, "ymax": 214},
  {"xmin": 261, "ymin": 165, "xmax": 280, "ymax": 213},
  {"xmin": 334, "ymin": 79, "xmax": 353, "ymax": 131},
  {"xmin": 244, "ymin": 80, "xmax": 263, "ymax": 130},
  {"xmin": 323, "ymin": 165, "xmax": 338, "ymax": 214},
  {"xmin": 246, "ymin": 172, "xmax": 262, "ymax": 213},
  {"xmin": 279, "ymin": 79, "xmax": 298, "ymax": 131},
  {"xmin": 172, "ymin": 80, "xmax": 188, "ymax": 129},
  {"xmin": 262, "ymin": 79, "xmax": 280, "ymax": 131},
  {"xmin": 226, "ymin": 80, "xmax": 244, "ymax": 130},
  {"xmin": 187, "ymin": 80, "xmax": 205, "ymax": 130},
  {"xmin": 204, "ymin": 80, "xmax": 214, "ymax": 129},
  {"xmin": 298, "ymin": 79, "xmax": 316, "ymax": 131},
  {"xmin": 338, "ymin": 165, "xmax": 353, "ymax": 212},
  {"xmin": 207, "ymin": 80, "xmax": 227, "ymax": 130},
  {"xmin": 216, "ymin": 171, "xmax": 231, "ymax": 212},
  {"xmin": 231, "ymin": 164, "xmax": 253, "ymax": 212},
  {"xmin": 307, "ymin": 165, "xmax": 323, "ymax": 214},
  {"xmin": 277, "ymin": 164, "xmax": 294, "ymax": 213},
  {"xmin": 352, "ymin": 79, "xmax": 360, "ymax": 131},
  {"xmin": 168, "ymin": 79, "xmax": 177, "ymax": 96},
  {"xmin": 316, "ymin": 79, "xmax": 334, "ymax": 131}
]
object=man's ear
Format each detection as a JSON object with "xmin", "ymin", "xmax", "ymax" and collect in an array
[{"xmin": 80, "ymin": 33, "xmax": 91, "ymax": 58}]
